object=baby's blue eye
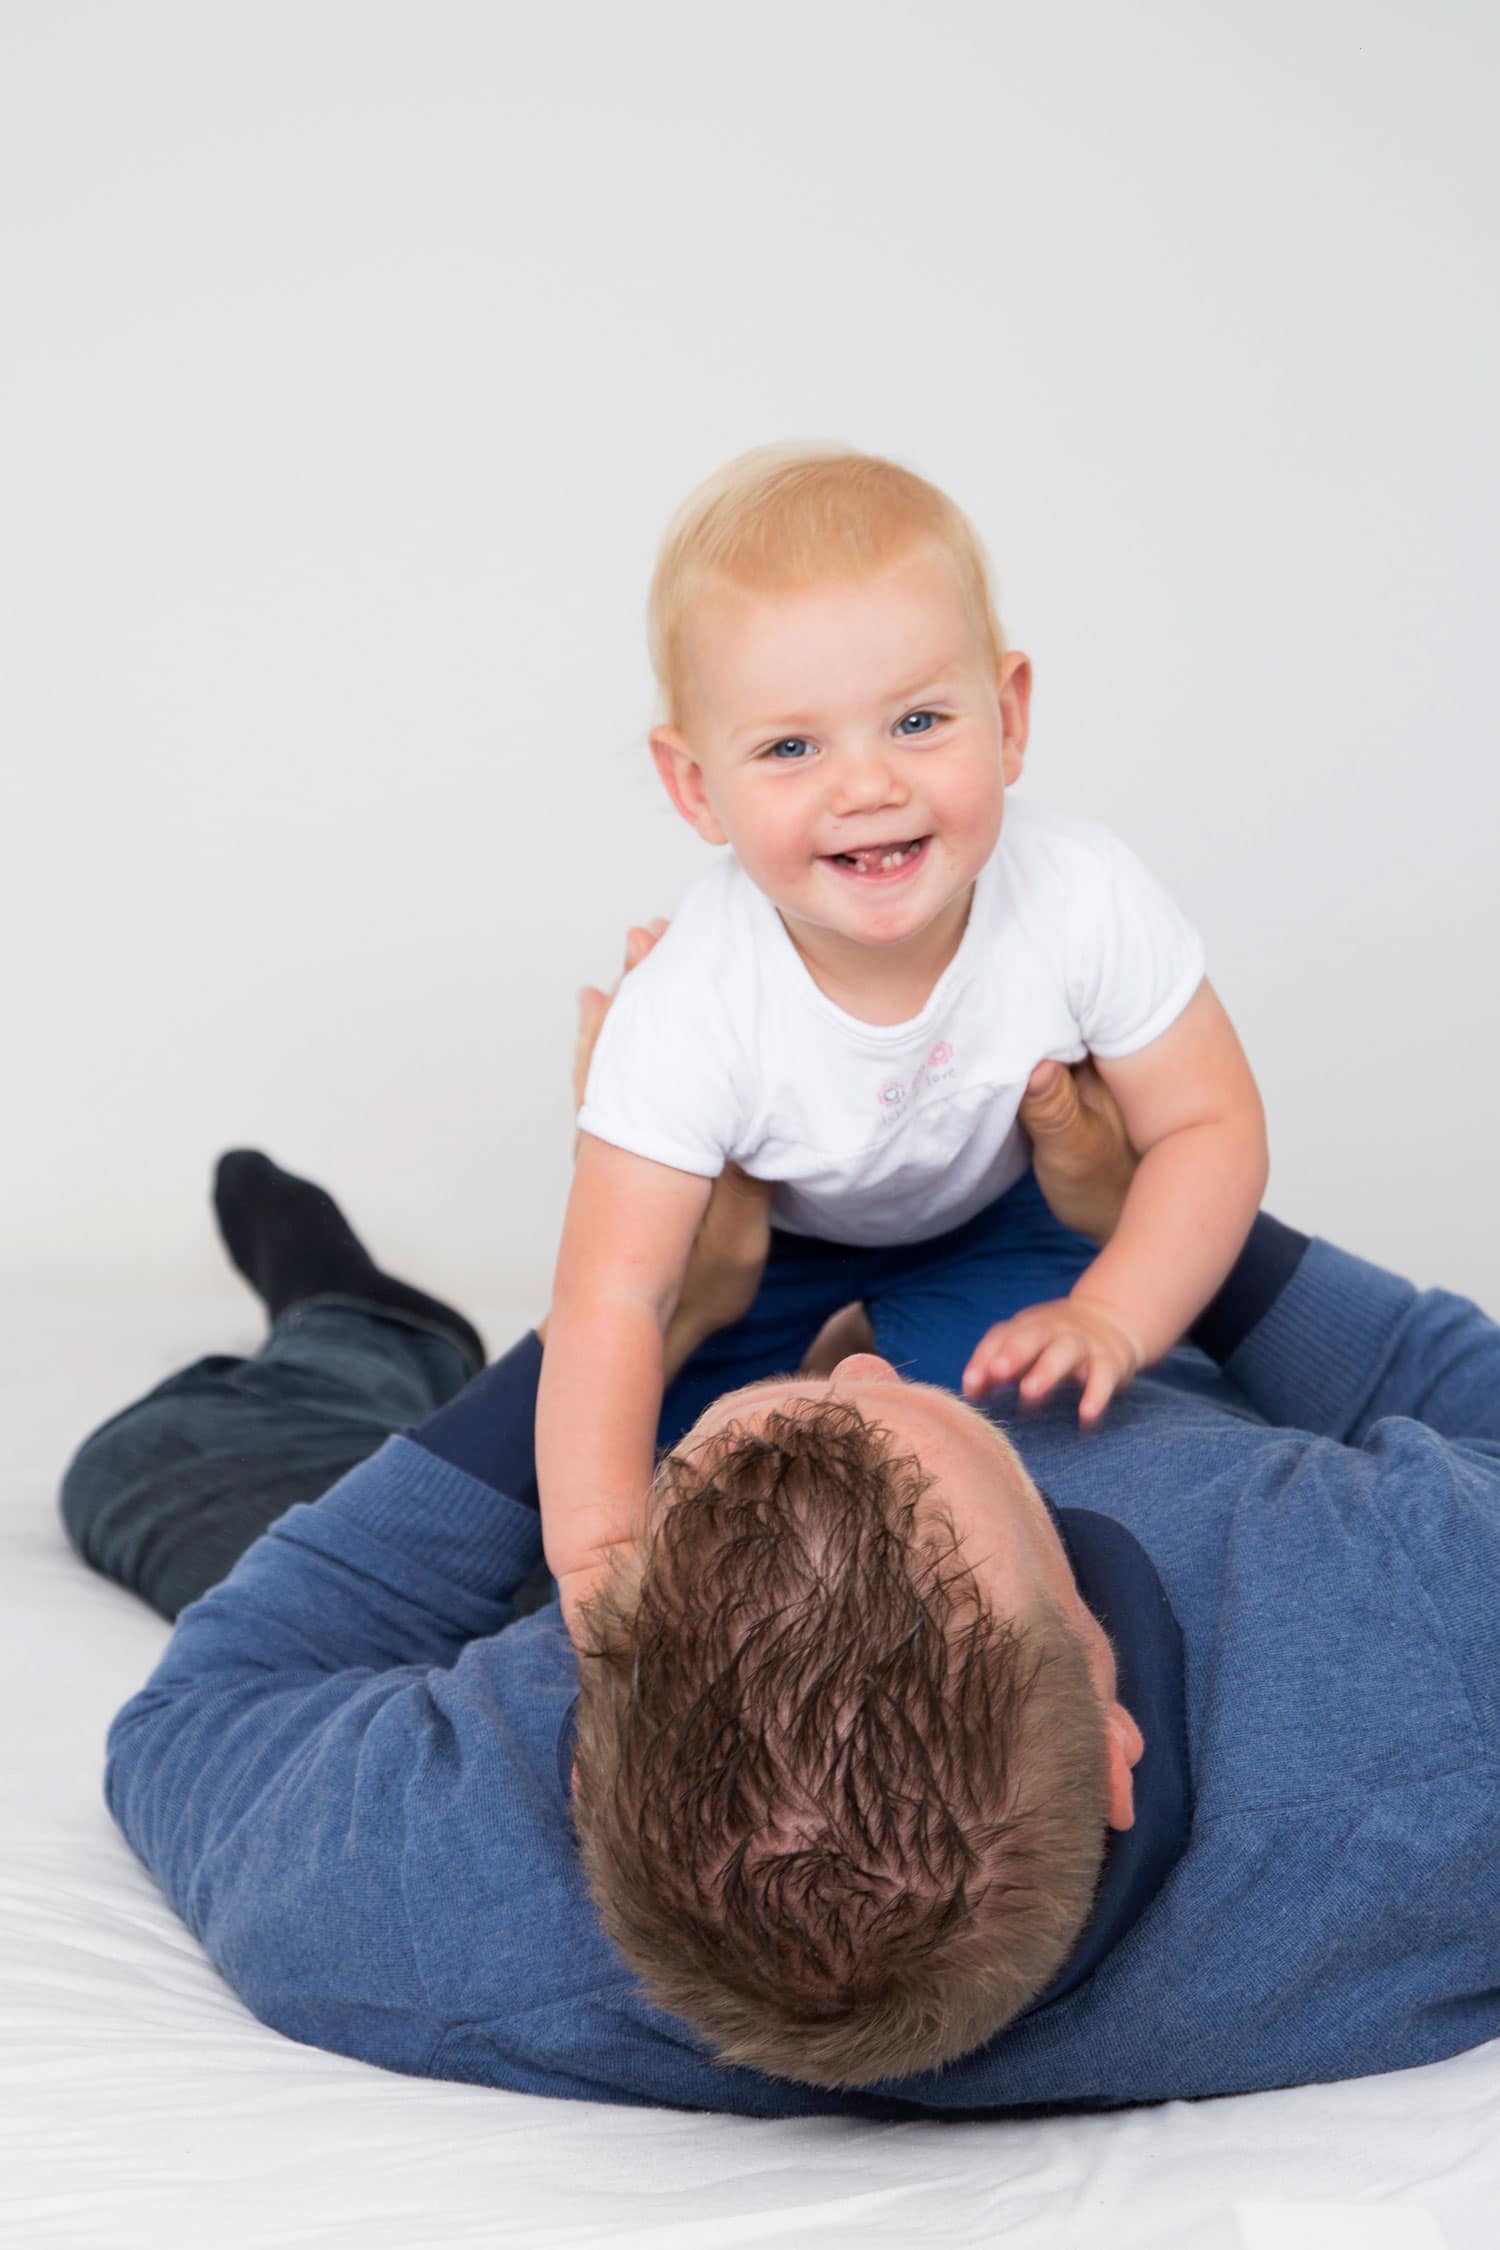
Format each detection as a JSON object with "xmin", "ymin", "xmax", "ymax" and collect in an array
[{"xmin": 760, "ymin": 711, "xmax": 943, "ymax": 759}]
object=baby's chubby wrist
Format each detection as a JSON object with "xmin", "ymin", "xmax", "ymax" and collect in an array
[{"xmin": 1065, "ymin": 1276, "xmax": 1149, "ymax": 1372}]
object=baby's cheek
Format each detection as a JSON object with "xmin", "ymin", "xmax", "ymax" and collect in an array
[
  {"xmin": 759, "ymin": 818, "xmax": 816, "ymax": 880},
  {"xmin": 948, "ymin": 777, "xmax": 1005, "ymax": 858}
]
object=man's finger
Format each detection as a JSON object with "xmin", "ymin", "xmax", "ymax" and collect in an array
[
  {"xmin": 571, "ymin": 985, "xmax": 611, "ymax": 1111},
  {"xmin": 623, "ymin": 917, "xmax": 671, "ymax": 976},
  {"xmin": 1019, "ymin": 1060, "xmax": 1082, "ymax": 1139},
  {"xmin": 575, "ymin": 921, "xmax": 671, "ymax": 1114}
]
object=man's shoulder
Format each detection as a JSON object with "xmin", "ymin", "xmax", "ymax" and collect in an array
[{"xmin": 1065, "ymin": 1395, "xmax": 1500, "ymax": 1809}]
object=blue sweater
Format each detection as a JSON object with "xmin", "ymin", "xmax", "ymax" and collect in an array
[{"xmin": 105, "ymin": 1241, "xmax": 1500, "ymax": 2114}]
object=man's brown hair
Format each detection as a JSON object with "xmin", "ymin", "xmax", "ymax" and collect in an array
[{"xmin": 571, "ymin": 1397, "xmax": 1111, "ymax": 2090}]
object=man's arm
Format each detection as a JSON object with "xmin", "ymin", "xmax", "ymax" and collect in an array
[
  {"xmin": 104, "ymin": 1425, "xmax": 550, "ymax": 1945},
  {"xmin": 1216, "ymin": 1245, "xmax": 1500, "ymax": 1450},
  {"xmin": 108, "ymin": 922, "xmax": 775, "ymax": 1931}
]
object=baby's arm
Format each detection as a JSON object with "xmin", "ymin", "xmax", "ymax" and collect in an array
[
  {"xmin": 536, "ymin": 1132, "xmax": 711, "ymax": 1635},
  {"xmin": 962, "ymin": 979, "xmax": 1268, "ymax": 1421}
]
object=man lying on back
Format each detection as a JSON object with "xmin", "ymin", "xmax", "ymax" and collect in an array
[{"xmin": 68, "ymin": 960, "xmax": 1500, "ymax": 2112}]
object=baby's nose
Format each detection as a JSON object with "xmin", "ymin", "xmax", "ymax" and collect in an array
[{"xmin": 829, "ymin": 752, "xmax": 906, "ymax": 810}]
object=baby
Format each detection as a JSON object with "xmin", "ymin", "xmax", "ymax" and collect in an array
[{"xmin": 537, "ymin": 442, "xmax": 1268, "ymax": 1628}]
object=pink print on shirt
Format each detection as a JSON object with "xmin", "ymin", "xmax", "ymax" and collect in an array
[{"xmin": 876, "ymin": 1041, "xmax": 958, "ymax": 1121}]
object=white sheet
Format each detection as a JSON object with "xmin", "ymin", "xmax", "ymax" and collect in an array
[{"xmin": 5, "ymin": 1295, "xmax": 1498, "ymax": 2250}]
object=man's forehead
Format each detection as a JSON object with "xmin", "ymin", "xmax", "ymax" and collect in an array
[
  {"xmin": 685, "ymin": 1371, "xmax": 1029, "ymax": 1478},
  {"xmin": 665, "ymin": 1376, "xmax": 1058, "ymax": 1621}
]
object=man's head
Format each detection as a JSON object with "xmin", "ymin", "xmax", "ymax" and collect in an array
[
  {"xmin": 645, "ymin": 443, "xmax": 1031, "ymax": 970},
  {"xmin": 571, "ymin": 1353, "xmax": 1144, "ymax": 2090}
]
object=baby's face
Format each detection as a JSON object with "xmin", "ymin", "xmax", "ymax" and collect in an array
[{"xmin": 651, "ymin": 541, "xmax": 1028, "ymax": 960}]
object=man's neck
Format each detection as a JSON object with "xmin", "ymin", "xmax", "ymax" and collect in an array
[
  {"xmin": 778, "ymin": 884, "xmax": 975, "ymax": 1025},
  {"xmin": 1019, "ymin": 1500, "xmax": 1193, "ymax": 2013}
]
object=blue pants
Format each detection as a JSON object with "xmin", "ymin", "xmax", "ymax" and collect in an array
[
  {"xmin": 656, "ymin": 1168, "xmax": 1096, "ymax": 1444},
  {"xmin": 61, "ymin": 1170, "xmax": 1095, "ymax": 1624}
]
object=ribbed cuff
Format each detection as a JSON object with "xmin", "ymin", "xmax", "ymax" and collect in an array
[
  {"xmin": 407, "ymin": 1327, "xmax": 544, "ymax": 1508},
  {"xmin": 310, "ymin": 1433, "xmax": 546, "ymax": 1604},
  {"xmin": 1188, "ymin": 1212, "xmax": 1311, "ymax": 1365},
  {"xmin": 1218, "ymin": 1237, "xmax": 1417, "ymax": 1438}
]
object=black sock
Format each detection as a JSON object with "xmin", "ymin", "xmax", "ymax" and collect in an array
[{"xmin": 212, "ymin": 1150, "xmax": 486, "ymax": 1374}]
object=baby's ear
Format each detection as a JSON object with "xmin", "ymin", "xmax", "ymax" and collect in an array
[
  {"xmin": 649, "ymin": 728, "xmax": 728, "ymax": 846},
  {"xmin": 997, "ymin": 650, "xmax": 1032, "ymax": 787}
]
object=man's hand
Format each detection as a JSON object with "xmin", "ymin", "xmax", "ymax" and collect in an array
[
  {"xmin": 1018, "ymin": 1058, "xmax": 1140, "ymax": 1245},
  {"xmin": 664, "ymin": 1164, "xmax": 773, "ymax": 1373},
  {"xmin": 570, "ymin": 919, "xmax": 667, "ymax": 1119},
  {"xmin": 557, "ymin": 920, "xmax": 773, "ymax": 1378},
  {"xmin": 961, "ymin": 1295, "xmax": 1143, "ymax": 1425}
]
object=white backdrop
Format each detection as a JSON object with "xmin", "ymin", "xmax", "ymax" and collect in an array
[{"xmin": 4, "ymin": 0, "xmax": 1496, "ymax": 1336}]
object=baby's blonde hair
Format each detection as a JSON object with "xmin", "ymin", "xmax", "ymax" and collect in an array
[{"xmin": 647, "ymin": 441, "xmax": 1008, "ymax": 732}]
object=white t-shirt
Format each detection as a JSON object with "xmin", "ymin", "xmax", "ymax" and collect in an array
[{"xmin": 578, "ymin": 798, "xmax": 1206, "ymax": 1246}]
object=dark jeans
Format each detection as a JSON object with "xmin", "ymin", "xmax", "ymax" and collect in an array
[{"xmin": 59, "ymin": 1299, "xmax": 515, "ymax": 1624}]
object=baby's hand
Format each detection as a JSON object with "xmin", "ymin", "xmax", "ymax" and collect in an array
[{"xmin": 962, "ymin": 1298, "xmax": 1142, "ymax": 1426}]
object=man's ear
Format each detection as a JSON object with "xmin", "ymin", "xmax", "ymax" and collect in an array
[
  {"xmin": 997, "ymin": 650, "xmax": 1032, "ymax": 788},
  {"xmin": 650, "ymin": 727, "xmax": 728, "ymax": 846},
  {"xmin": 1103, "ymin": 1700, "xmax": 1143, "ymax": 1832}
]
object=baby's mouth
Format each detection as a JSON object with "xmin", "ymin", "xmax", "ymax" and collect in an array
[{"xmin": 823, "ymin": 835, "xmax": 931, "ymax": 880}]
